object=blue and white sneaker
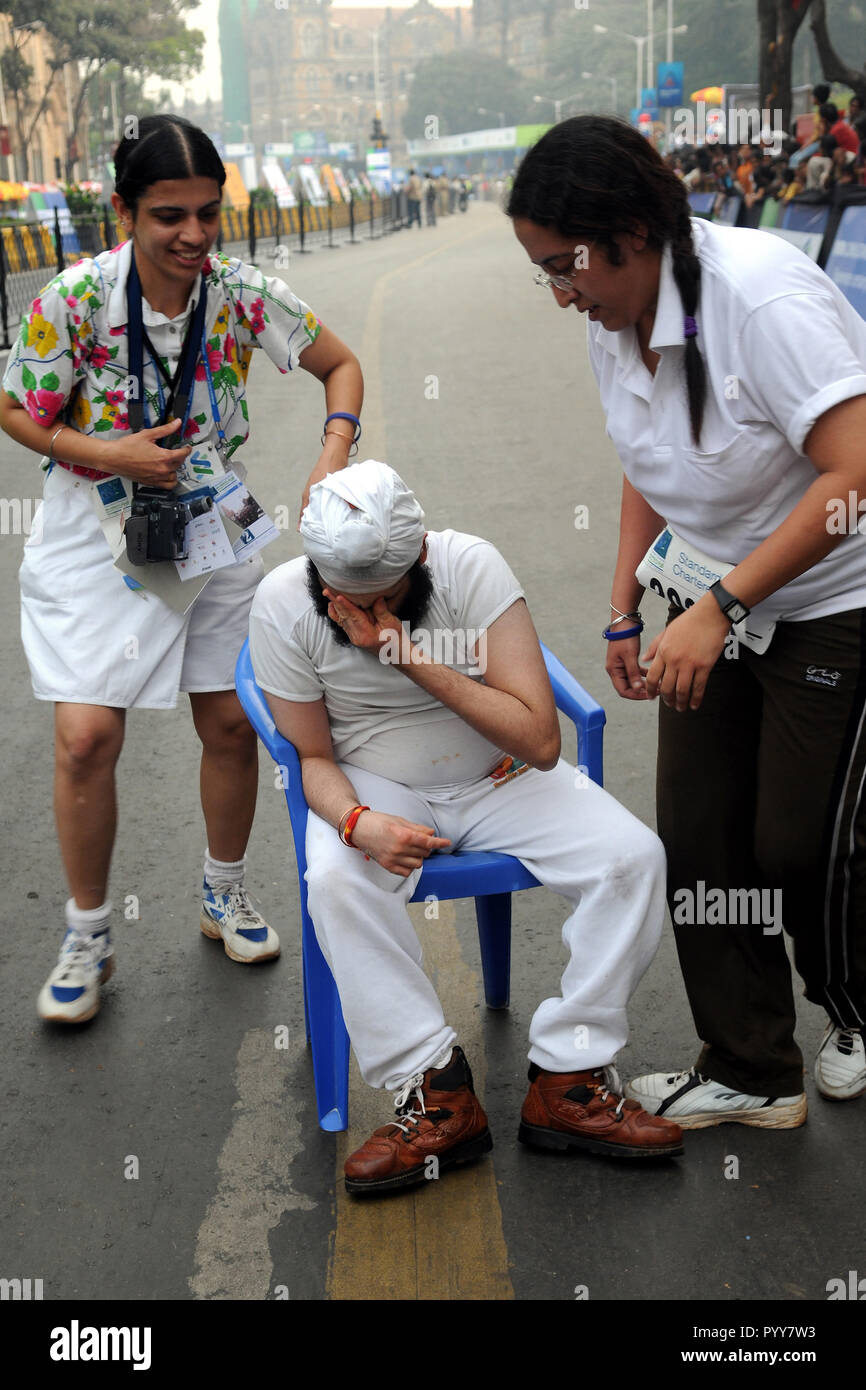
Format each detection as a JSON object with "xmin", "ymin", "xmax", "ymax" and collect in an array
[
  {"xmin": 625, "ymin": 1066, "xmax": 807, "ymax": 1129},
  {"xmin": 38, "ymin": 927, "xmax": 114, "ymax": 1023},
  {"xmin": 200, "ymin": 881, "xmax": 280, "ymax": 963}
]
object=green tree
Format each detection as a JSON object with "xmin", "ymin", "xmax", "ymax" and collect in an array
[
  {"xmin": 404, "ymin": 50, "xmax": 530, "ymax": 140},
  {"xmin": 545, "ymin": 0, "xmax": 759, "ymax": 116},
  {"xmin": 86, "ymin": 64, "xmax": 176, "ymax": 171},
  {"xmin": 3, "ymin": 0, "xmax": 204, "ymax": 179},
  {"xmin": 757, "ymin": 0, "xmax": 815, "ymax": 128},
  {"xmin": 0, "ymin": 46, "xmax": 34, "ymax": 175},
  {"xmin": 809, "ymin": 0, "xmax": 866, "ymax": 107}
]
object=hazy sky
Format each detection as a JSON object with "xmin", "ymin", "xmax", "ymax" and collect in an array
[{"xmin": 175, "ymin": 0, "xmax": 473, "ymax": 105}]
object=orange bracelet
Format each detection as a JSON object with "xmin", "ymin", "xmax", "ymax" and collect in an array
[{"xmin": 339, "ymin": 804, "xmax": 370, "ymax": 853}]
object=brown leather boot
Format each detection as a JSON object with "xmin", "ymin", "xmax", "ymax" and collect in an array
[
  {"xmin": 344, "ymin": 1046, "xmax": 493, "ymax": 1196},
  {"xmin": 519, "ymin": 1064, "xmax": 684, "ymax": 1159}
]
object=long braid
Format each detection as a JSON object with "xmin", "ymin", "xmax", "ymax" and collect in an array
[{"xmin": 670, "ymin": 206, "xmax": 706, "ymax": 445}]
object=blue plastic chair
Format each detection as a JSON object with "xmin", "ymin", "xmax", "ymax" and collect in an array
[{"xmin": 235, "ymin": 638, "xmax": 605, "ymax": 1131}]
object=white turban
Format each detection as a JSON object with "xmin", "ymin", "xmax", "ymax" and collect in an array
[{"xmin": 300, "ymin": 459, "xmax": 426, "ymax": 592}]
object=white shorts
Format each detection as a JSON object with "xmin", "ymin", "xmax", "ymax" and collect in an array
[{"xmin": 20, "ymin": 463, "xmax": 263, "ymax": 709}]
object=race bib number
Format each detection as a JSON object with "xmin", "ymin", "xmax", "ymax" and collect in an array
[{"xmin": 636, "ymin": 526, "xmax": 776, "ymax": 655}]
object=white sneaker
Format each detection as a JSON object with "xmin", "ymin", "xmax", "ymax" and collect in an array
[
  {"xmin": 38, "ymin": 927, "xmax": 114, "ymax": 1023},
  {"xmin": 625, "ymin": 1066, "xmax": 807, "ymax": 1130},
  {"xmin": 200, "ymin": 881, "xmax": 280, "ymax": 963},
  {"xmin": 814, "ymin": 1024, "xmax": 866, "ymax": 1100}
]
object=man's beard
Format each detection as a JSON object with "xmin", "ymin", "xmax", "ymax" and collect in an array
[{"xmin": 305, "ymin": 558, "xmax": 435, "ymax": 648}]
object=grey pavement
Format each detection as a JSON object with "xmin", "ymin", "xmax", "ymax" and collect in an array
[{"xmin": 0, "ymin": 202, "xmax": 862, "ymax": 1326}]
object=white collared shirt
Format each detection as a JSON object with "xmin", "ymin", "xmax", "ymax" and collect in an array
[
  {"xmin": 587, "ymin": 217, "xmax": 866, "ymax": 623},
  {"xmin": 3, "ymin": 237, "xmax": 321, "ymax": 477}
]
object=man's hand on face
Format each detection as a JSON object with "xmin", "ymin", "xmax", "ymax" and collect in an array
[{"xmin": 323, "ymin": 589, "xmax": 405, "ymax": 654}]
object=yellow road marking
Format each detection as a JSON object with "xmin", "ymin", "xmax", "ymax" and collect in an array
[
  {"xmin": 330, "ymin": 213, "xmax": 514, "ymax": 1299},
  {"xmin": 327, "ymin": 902, "xmax": 514, "ymax": 1301}
]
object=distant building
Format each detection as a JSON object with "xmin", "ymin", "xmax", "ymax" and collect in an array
[
  {"xmin": 226, "ymin": 0, "xmax": 463, "ymax": 161},
  {"xmin": 471, "ymin": 0, "xmax": 569, "ymax": 83},
  {"xmin": 219, "ymin": 0, "xmax": 252, "ymax": 143},
  {"xmin": 0, "ymin": 14, "xmax": 87, "ymax": 183}
]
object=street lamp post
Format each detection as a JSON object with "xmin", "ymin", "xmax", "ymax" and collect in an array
[
  {"xmin": 593, "ymin": 25, "xmax": 645, "ymax": 110},
  {"xmin": 594, "ymin": 22, "xmax": 686, "ymax": 111},
  {"xmin": 533, "ymin": 91, "xmax": 584, "ymax": 123},
  {"xmin": 477, "ymin": 107, "xmax": 506, "ymax": 126}
]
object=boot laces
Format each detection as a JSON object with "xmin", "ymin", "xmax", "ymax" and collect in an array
[
  {"xmin": 590, "ymin": 1068, "xmax": 626, "ymax": 1116},
  {"xmin": 388, "ymin": 1072, "xmax": 428, "ymax": 1135}
]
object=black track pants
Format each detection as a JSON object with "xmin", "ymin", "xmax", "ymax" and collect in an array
[{"xmin": 656, "ymin": 606, "xmax": 866, "ymax": 1096}]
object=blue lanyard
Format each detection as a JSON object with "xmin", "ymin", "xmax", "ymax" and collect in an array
[
  {"xmin": 127, "ymin": 252, "xmax": 208, "ymax": 441},
  {"xmin": 140, "ymin": 322, "xmax": 227, "ymax": 461},
  {"xmin": 199, "ymin": 325, "xmax": 228, "ymax": 457}
]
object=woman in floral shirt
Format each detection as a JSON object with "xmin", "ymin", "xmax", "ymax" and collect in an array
[{"xmin": 0, "ymin": 116, "xmax": 363, "ymax": 1024}]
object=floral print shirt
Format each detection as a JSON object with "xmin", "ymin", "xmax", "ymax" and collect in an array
[{"xmin": 2, "ymin": 238, "xmax": 321, "ymax": 480}]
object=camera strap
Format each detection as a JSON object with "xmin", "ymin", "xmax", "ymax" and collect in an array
[{"xmin": 126, "ymin": 251, "xmax": 208, "ymax": 438}]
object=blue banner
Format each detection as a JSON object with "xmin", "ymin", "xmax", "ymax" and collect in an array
[
  {"xmin": 825, "ymin": 205, "xmax": 866, "ymax": 319},
  {"xmin": 641, "ymin": 87, "xmax": 658, "ymax": 109},
  {"xmin": 657, "ymin": 63, "xmax": 684, "ymax": 108}
]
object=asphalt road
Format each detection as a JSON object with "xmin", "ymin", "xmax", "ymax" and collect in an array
[{"xmin": 1, "ymin": 201, "xmax": 862, "ymax": 1336}]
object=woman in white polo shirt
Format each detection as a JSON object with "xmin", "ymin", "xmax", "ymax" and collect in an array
[
  {"xmin": 0, "ymin": 116, "xmax": 362, "ymax": 1023},
  {"xmin": 508, "ymin": 114, "xmax": 866, "ymax": 1126}
]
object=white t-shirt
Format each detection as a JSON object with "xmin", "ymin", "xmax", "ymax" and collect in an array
[
  {"xmin": 587, "ymin": 217, "xmax": 866, "ymax": 624},
  {"xmin": 249, "ymin": 529, "xmax": 525, "ymax": 790}
]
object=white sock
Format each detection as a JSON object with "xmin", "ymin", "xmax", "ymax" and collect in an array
[
  {"xmin": 66, "ymin": 898, "xmax": 112, "ymax": 935},
  {"xmin": 204, "ymin": 850, "xmax": 246, "ymax": 890}
]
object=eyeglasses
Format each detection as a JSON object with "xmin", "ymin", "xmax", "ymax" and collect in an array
[
  {"xmin": 534, "ymin": 266, "xmax": 581, "ymax": 292},
  {"xmin": 533, "ymin": 242, "xmax": 594, "ymax": 292}
]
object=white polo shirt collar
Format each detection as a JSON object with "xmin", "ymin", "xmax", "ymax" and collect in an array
[
  {"xmin": 592, "ymin": 237, "xmax": 690, "ymax": 365},
  {"xmin": 106, "ymin": 238, "xmax": 202, "ymax": 330}
]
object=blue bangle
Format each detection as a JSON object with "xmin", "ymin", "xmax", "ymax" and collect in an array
[
  {"xmin": 324, "ymin": 411, "xmax": 361, "ymax": 442},
  {"xmin": 602, "ymin": 622, "xmax": 644, "ymax": 641}
]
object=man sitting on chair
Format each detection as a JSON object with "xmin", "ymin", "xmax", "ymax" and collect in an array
[{"xmin": 248, "ymin": 460, "xmax": 683, "ymax": 1194}]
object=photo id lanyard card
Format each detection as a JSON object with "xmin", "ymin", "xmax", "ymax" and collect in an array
[
  {"xmin": 89, "ymin": 256, "xmax": 226, "ymax": 611},
  {"xmin": 636, "ymin": 526, "xmax": 776, "ymax": 654},
  {"xmin": 92, "ymin": 255, "xmax": 279, "ymax": 608}
]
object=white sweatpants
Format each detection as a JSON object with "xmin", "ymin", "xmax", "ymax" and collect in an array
[{"xmin": 305, "ymin": 759, "xmax": 667, "ymax": 1091}]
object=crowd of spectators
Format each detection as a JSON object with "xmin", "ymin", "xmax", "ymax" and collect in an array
[
  {"xmin": 667, "ymin": 85, "xmax": 866, "ymax": 218},
  {"xmin": 404, "ymin": 170, "xmax": 475, "ymax": 225}
]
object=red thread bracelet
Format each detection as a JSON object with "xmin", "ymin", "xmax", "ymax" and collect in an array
[{"xmin": 340, "ymin": 805, "xmax": 371, "ymax": 858}]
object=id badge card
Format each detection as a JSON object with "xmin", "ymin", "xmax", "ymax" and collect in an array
[
  {"xmin": 210, "ymin": 469, "xmax": 280, "ymax": 561},
  {"xmin": 636, "ymin": 526, "xmax": 776, "ymax": 655},
  {"xmin": 173, "ymin": 483, "xmax": 237, "ymax": 581},
  {"xmin": 181, "ymin": 438, "xmax": 225, "ymax": 484}
]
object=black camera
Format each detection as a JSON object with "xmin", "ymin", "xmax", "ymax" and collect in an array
[{"xmin": 125, "ymin": 487, "xmax": 214, "ymax": 565}]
